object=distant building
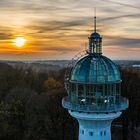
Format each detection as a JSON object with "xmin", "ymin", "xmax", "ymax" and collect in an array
[
  {"xmin": 62, "ymin": 15, "xmax": 129, "ymax": 140},
  {"xmin": 133, "ymin": 64, "xmax": 140, "ymax": 68}
]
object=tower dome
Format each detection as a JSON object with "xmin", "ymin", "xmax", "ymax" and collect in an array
[
  {"xmin": 71, "ymin": 54, "xmax": 121, "ymax": 83},
  {"xmin": 63, "ymin": 15, "xmax": 128, "ymax": 113}
]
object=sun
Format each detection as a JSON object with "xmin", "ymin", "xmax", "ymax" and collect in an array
[{"xmin": 14, "ymin": 37, "xmax": 26, "ymax": 47}]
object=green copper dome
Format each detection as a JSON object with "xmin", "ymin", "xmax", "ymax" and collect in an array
[{"xmin": 71, "ymin": 54, "xmax": 121, "ymax": 84}]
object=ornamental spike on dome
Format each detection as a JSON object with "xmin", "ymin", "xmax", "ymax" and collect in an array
[
  {"xmin": 94, "ymin": 8, "xmax": 96, "ymax": 32},
  {"xmin": 94, "ymin": 16, "xmax": 97, "ymax": 32},
  {"xmin": 88, "ymin": 10, "xmax": 102, "ymax": 54}
]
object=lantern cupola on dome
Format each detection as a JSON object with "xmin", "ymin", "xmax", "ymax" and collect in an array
[{"xmin": 88, "ymin": 16, "xmax": 102, "ymax": 54}]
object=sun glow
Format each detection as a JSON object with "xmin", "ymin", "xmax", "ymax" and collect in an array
[{"xmin": 14, "ymin": 37, "xmax": 26, "ymax": 47}]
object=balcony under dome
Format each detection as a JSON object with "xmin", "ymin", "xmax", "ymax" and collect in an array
[{"xmin": 62, "ymin": 96, "xmax": 128, "ymax": 113}]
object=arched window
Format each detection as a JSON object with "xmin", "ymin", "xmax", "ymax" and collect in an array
[
  {"xmin": 100, "ymin": 131, "xmax": 103, "ymax": 136},
  {"xmin": 89, "ymin": 132, "xmax": 93, "ymax": 136},
  {"xmin": 82, "ymin": 130, "xmax": 84, "ymax": 135},
  {"xmin": 104, "ymin": 131, "xmax": 106, "ymax": 136}
]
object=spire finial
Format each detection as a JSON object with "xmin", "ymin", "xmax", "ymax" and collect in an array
[{"xmin": 94, "ymin": 8, "xmax": 96, "ymax": 33}]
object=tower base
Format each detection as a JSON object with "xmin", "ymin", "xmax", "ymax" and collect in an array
[{"xmin": 69, "ymin": 111, "xmax": 122, "ymax": 140}]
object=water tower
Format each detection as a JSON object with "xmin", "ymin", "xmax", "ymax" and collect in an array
[{"xmin": 62, "ymin": 16, "xmax": 128, "ymax": 140}]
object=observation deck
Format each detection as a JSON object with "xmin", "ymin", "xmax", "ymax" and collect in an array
[{"xmin": 62, "ymin": 96, "xmax": 128, "ymax": 113}]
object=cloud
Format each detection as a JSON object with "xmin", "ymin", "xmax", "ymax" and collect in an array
[
  {"xmin": 37, "ymin": 46, "xmax": 79, "ymax": 52},
  {"xmin": 0, "ymin": 0, "xmax": 139, "ymax": 60},
  {"xmin": 26, "ymin": 19, "xmax": 89, "ymax": 32},
  {"xmin": 0, "ymin": 0, "xmax": 72, "ymax": 12},
  {"xmin": 100, "ymin": 13, "xmax": 140, "ymax": 22},
  {"xmin": 104, "ymin": 36, "xmax": 140, "ymax": 48},
  {"xmin": 0, "ymin": 33, "xmax": 13, "ymax": 40},
  {"xmin": 101, "ymin": 0, "xmax": 140, "ymax": 10}
]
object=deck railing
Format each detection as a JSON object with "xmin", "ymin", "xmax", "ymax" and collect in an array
[{"xmin": 62, "ymin": 97, "xmax": 128, "ymax": 113}]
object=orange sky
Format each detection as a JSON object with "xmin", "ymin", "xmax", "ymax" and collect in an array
[{"xmin": 0, "ymin": 0, "xmax": 140, "ymax": 60}]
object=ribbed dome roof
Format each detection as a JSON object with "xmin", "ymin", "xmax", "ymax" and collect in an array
[
  {"xmin": 71, "ymin": 54, "xmax": 121, "ymax": 84},
  {"xmin": 89, "ymin": 32, "xmax": 101, "ymax": 38}
]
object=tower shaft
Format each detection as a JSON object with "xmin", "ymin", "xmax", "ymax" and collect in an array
[{"xmin": 69, "ymin": 111, "xmax": 122, "ymax": 140}]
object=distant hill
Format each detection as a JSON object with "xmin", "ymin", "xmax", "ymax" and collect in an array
[
  {"xmin": 0, "ymin": 60, "xmax": 139, "ymax": 73},
  {"xmin": 0, "ymin": 61, "xmax": 62, "ymax": 73}
]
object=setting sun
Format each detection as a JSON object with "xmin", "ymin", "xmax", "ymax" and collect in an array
[{"xmin": 14, "ymin": 37, "xmax": 26, "ymax": 47}]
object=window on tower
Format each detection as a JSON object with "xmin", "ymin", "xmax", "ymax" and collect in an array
[
  {"xmin": 82, "ymin": 130, "xmax": 84, "ymax": 135},
  {"xmin": 100, "ymin": 131, "xmax": 103, "ymax": 136},
  {"xmin": 89, "ymin": 132, "xmax": 93, "ymax": 136},
  {"xmin": 71, "ymin": 83, "xmax": 76, "ymax": 93},
  {"xmin": 78, "ymin": 84, "xmax": 84, "ymax": 97},
  {"xmin": 104, "ymin": 131, "xmax": 106, "ymax": 136}
]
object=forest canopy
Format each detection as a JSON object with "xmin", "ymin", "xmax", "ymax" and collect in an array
[{"xmin": 0, "ymin": 62, "xmax": 139, "ymax": 140}]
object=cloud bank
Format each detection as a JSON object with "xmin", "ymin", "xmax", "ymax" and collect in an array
[{"xmin": 0, "ymin": 0, "xmax": 139, "ymax": 60}]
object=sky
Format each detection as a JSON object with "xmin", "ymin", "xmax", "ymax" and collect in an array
[{"xmin": 0, "ymin": 0, "xmax": 140, "ymax": 60}]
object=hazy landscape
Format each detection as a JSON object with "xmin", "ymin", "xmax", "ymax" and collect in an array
[{"xmin": 1, "ymin": 60, "xmax": 140, "ymax": 73}]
